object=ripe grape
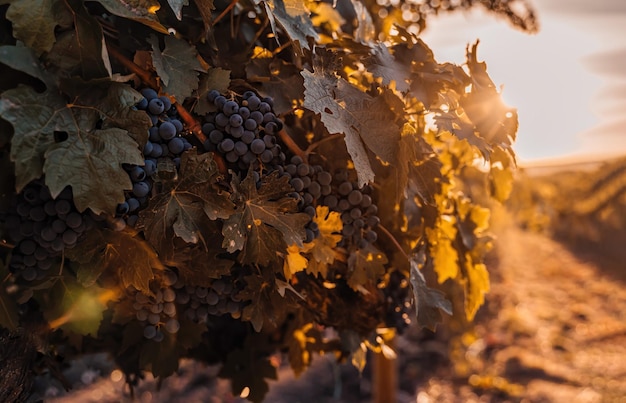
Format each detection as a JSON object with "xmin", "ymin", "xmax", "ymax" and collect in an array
[{"xmin": 148, "ymin": 98, "xmax": 165, "ymax": 115}]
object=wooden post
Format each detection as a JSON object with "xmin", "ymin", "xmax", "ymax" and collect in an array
[{"xmin": 372, "ymin": 336, "xmax": 397, "ymax": 403}]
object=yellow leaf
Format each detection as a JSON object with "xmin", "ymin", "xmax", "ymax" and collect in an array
[
  {"xmin": 306, "ymin": 206, "xmax": 343, "ymax": 278},
  {"xmin": 464, "ymin": 260, "xmax": 490, "ymax": 320},
  {"xmin": 426, "ymin": 215, "xmax": 459, "ymax": 283},
  {"xmin": 283, "ymin": 243, "xmax": 311, "ymax": 279}
]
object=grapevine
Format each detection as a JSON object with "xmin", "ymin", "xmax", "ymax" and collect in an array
[{"xmin": 0, "ymin": 0, "xmax": 532, "ymax": 400}]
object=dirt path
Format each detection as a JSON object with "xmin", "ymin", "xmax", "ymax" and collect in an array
[{"xmin": 428, "ymin": 223, "xmax": 626, "ymax": 402}]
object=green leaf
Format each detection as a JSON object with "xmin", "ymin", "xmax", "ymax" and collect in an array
[
  {"xmin": 141, "ymin": 152, "xmax": 234, "ymax": 246},
  {"xmin": 65, "ymin": 0, "xmax": 112, "ymax": 79},
  {"xmin": 408, "ymin": 257, "xmax": 452, "ymax": 331},
  {"xmin": 0, "ymin": 263, "xmax": 19, "ymax": 331},
  {"xmin": 0, "ymin": 45, "xmax": 55, "ymax": 86},
  {"xmin": 149, "ymin": 35, "xmax": 205, "ymax": 102},
  {"xmin": 193, "ymin": 67, "xmax": 231, "ymax": 115},
  {"xmin": 94, "ymin": 0, "xmax": 168, "ymax": 34},
  {"xmin": 5, "ymin": 0, "xmax": 60, "ymax": 55},
  {"xmin": 222, "ymin": 172, "xmax": 310, "ymax": 265},
  {"xmin": 0, "ymin": 85, "xmax": 61, "ymax": 191},
  {"xmin": 44, "ymin": 127, "xmax": 143, "ymax": 214},
  {"xmin": 302, "ymin": 58, "xmax": 401, "ymax": 186},
  {"xmin": 263, "ymin": 0, "xmax": 318, "ymax": 52},
  {"xmin": 346, "ymin": 243, "xmax": 388, "ymax": 291}
]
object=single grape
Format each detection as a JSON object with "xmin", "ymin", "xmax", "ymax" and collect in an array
[
  {"xmin": 229, "ymin": 114, "xmax": 243, "ymax": 128},
  {"xmin": 259, "ymin": 102, "xmax": 271, "ymax": 114},
  {"xmin": 223, "ymin": 101, "xmax": 239, "ymax": 116},
  {"xmin": 304, "ymin": 205, "xmax": 316, "ymax": 217},
  {"xmin": 229, "ymin": 125, "xmax": 244, "ymax": 138},
  {"xmin": 159, "ymin": 96, "xmax": 172, "ymax": 112},
  {"xmin": 338, "ymin": 181, "xmax": 353, "ymax": 196},
  {"xmin": 130, "ymin": 166, "xmax": 147, "ymax": 182},
  {"xmin": 264, "ymin": 121, "xmax": 278, "ymax": 134},
  {"xmin": 141, "ymin": 88, "xmax": 158, "ymax": 101},
  {"xmin": 234, "ymin": 141, "xmax": 248, "ymax": 156},
  {"xmin": 250, "ymin": 139, "xmax": 266, "ymax": 154},
  {"xmin": 207, "ymin": 89, "xmax": 220, "ymax": 103},
  {"xmin": 244, "ymin": 119, "xmax": 257, "ymax": 131},
  {"xmin": 143, "ymin": 325, "xmax": 157, "ymax": 339},
  {"xmin": 348, "ymin": 190, "xmax": 363, "ymax": 205},
  {"xmin": 214, "ymin": 95, "xmax": 227, "ymax": 109},
  {"xmin": 245, "ymin": 96, "xmax": 261, "ymax": 110},
  {"xmin": 144, "ymin": 159, "xmax": 157, "ymax": 176},
  {"xmin": 324, "ymin": 195, "xmax": 338, "ymax": 209},
  {"xmin": 159, "ymin": 121, "xmax": 177, "ymax": 140},
  {"xmin": 250, "ymin": 110, "xmax": 263, "ymax": 124},
  {"xmin": 168, "ymin": 137, "xmax": 185, "ymax": 155},
  {"xmin": 62, "ymin": 229, "xmax": 78, "ymax": 245},
  {"xmin": 308, "ymin": 182, "xmax": 322, "ymax": 199},
  {"xmin": 148, "ymin": 98, "xmax": 165, "ymax": 115},
  {"xmin": 55, "ymin": 200, "xmax": 71, "ymax": 215},
  {"xmin": 219, "ymin": 138, "xmax": 235, "ymax": 153},
  {"xmin": 290, "ymin": 178, "xmax": 304, "ymax": 192},
  {"xmin": 365, "ymin": 230, "xmax": 378, "ymax": 243},
  {"xmin": 241, "ymin": 130, "xmax": 255, "ymax": 144},
  {"xmin": 163, "ymin": 302, "xmax": 176, "ymax": 317},
  {"xmin": 136, "ymin": 97, "xmax": 148, "ymax": 110},
  {"xmin": 367, "ymin": 215, "xmax": 380, "ymax": 227},
  {"xmin": 337, "ymin": 199, "xmax": 351, "ymax": 212},
  {"xmin": 51, "ymin": 219, "xmax": 66, "ymax": 234},
  {"xmin": 66, "ymin": 212, "xmax": 82, "ymax": 228},
  {"xmin": 238, "ymin": 107, "xmax": 250, "ymax": 119},
  {"xmin": 143, "ymin": 141, "xmax": 154, "ymax": 156},
  {"xmin": 22, "ymin": 267, "xmax": 37, "ymax": 281},
  {"xmin": 260, "ymin": 149, "xmax": 274, "ymax": 163},
  {"xmin": 149, "ymin": 143, "xmax": 163, "ymax": 158},
  {"xmin": 127, "ymin": 198, "xmax": 140, "ymax": 212},
  {"xmin": 133, "ymin": 181, "xmax": 151, "ymax": 198},
  {"xmin": 209, "ymin": 129, "xmax": 224, "ymax": 144},
  {"xmin": 29, "ymin": 206, "xmax": 46, "ymax": 222},
  {"xmin": 19, "ymin": 240, "xmax": 37, "ymax": 255}
]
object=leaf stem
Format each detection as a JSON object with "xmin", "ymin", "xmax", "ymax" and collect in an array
[
  {"xmin": 305, "ymin": 134, "xmax": 342, "ymax": 156},
  {"xmin": 212, "ymin": 0, "xmax": 238, "ymax": 26},
  {"xmin": 377, "ymin": 224, "xmax": 409, "ymax": 261},
  {"xmin": 278, "ymin": 129, "xmax": 306, "ymax": 162},
  {"xmin": 105, "ymin": 43, "xmax": 158, "ymax": 89}
]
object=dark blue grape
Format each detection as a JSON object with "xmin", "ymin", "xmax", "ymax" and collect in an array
[
  {"xmin": 136, "ymin": 97, "xmax": 149, "ymax": 110},
  {"xmin": 260, "ymin": 149, "xmax": 273, "ymax": 163},
  {"xmin": 229, "ymin": 125, "xmax": 244, "ymax": 138},
  {"xmin": 209, "ymin": 129, "xmax": 224, "ymax": 144},
  {"xmin": 149, "ymin": 143, "xmax": 163, "ymax": 158},
  {"xmin": 245, "ymin": 96, "xmax": 261, "ymax": 110},
  {"xmin": 168, "ymin": 137, "xmax": 185, "ymax": 155},
  {"xmin": 225, "ymin": 151, "xmax": 238, "ymax": 163},
  {"xmin": 159, "ymin": 96, "xmax": 172, "ymax": 112},
  {"xmin": 229, "ymin": 114, "xmax": 243, "ymax": 127},
  {"xmin": 116, "ymin": 202, "xmax": 130, "ymax": 215},
  {"xmin": 234, "ymin": 141, "xmax": 248, "ymax": 156},
  {"xmin": 171, "ymin": 119, "xmax": 183, "ymax": 132},
  {"xmin": 141, "ymin": 88, "xmax": 158, "ymax": 100},
  {"xmin": 290, "ymin": 178, "xmax": 304, "ymax": 192},
  {"xmin": 215, "ymin": 113, "xmax": 229, "ymax": 127},
  {"xmin": 317, "ymin": 171, "xmax": 332, "ymax": 186},
  {"xmin": 238, "ymin": 107, "xmax": 250, "ymax": 119},
  {"xmin": 127, "ymin": 198, "xmax": 140, "ymax": 212},
  {"xmin": 219, "ymin": 138, "xmax": 235, "ymax": 153},
  {"xmin": 51, "ymin": 219, "xmax": 66, "ymax": 234},
  {"xmin": 264, "ymin": 121, "xmax": 278, "ymax": 134},
  {"xmin": 133, "ymin": 182, "xmax": 150, "ymax": 198},
  {"xmin": 241, "ymin": 130, "xmax": 255, "ymax": 144},
  {"xmin": 159, "ymin": 121, "xmax": 177, "ymax": 140},
  {"xmin": 259, "ymin": 102, "xmax": 271, "ymax": 114},
  {"xmin": 130, "ymin": 166, "xmax": 147, "ymax": 182},
  {"xmin": 250, "ymin": 110, "xmax": 263, "ymax": 124},
  {"xmin": 223, "ymin": 101, "xmax": 239, "ymax": 116},
  {"xmin": 148, "ymin": 98, "xmax": 165, "ymax": 115},
  {"xmin": 214, "ymin": 95, "xmax": 227, "ymax": 109},
  {"xmin": 250, "ymin": 139, "xmax": 266, "ymax": 154},
  {"xmin": 143, "ymin": 141, "xmax": 154, "ymax": 156},
  {"xmin": 207, "ymin": 89, "xmax": 220, "ymax": 103},
  {"xmin": 62, "ymin": 230, "xmax": 77, "ymax": 245},
  {"xmin": 55, "ymin": 200, "xmax": 71, "ymax": 215},
  {"xmin": 144, "ymin": 159, "xmax": 157, "ymax": 176}
]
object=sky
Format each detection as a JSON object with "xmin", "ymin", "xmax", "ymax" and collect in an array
[{"xmin": 419, "ymin": 0, "xmax": 626, "ymax": 163}]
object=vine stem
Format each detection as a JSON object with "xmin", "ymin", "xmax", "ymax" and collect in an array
[
  {"xmin": 105, "ymin": 43, "xmax": 158, "ymax": 89},
  {"xmin": 377, "ymin": 224, "xmax": 409, "ymax": 261},
  {"xmin": 212, "ymin": 0, "xmax": 238, "ymax": 26},
  {"xmin": 176, "ymin": 102, "xmax": 228, "ymax": 174},
  {"xmin": 278, "ymin": 129, "xmax": 306, "ymax": 161},
  {"xmin": 305, "ymin": 134, "xmax": 342, "ymax": 156}
]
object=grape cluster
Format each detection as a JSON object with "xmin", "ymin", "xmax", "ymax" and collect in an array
[
  {"xmin": 173, "ymin": 273, "xmax": 247, "ymax": 324},
  {"xmin": 130, "ymin": 269, "xmax": 181, "ymax": 342},
  {"xmin": 201, "ymin": 90, "xmax": 286, "ymax": 172},
  {"xmin": 2, "ymin": 182, "xmax": 98, "ymax": 282},
  {"xmin": 322, "ymin": 169, "xmax": 380, "ymax": 249},
  {"xmin": 384, "ymin": 271, "xmax": 412, "ymax": 334},
  {"xmin": 114, "ymin": 88, "xmax": 193, "ymax": 228},
  {"xmin": 275, "ymin": 156, "xmax": 337, "ymax": 242}
]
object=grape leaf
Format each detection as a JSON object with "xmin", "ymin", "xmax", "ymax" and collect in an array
[
  {"xmin": 463, "ymin": 261, "xmax": 489, "ymax": 320},
  {"xmin": 489, "ymin": 146, "xmax": 515, "ymax": 202},
  {"xmin": 363, "ymin": 43, "xmax": 411, "ymax": 92},
  {"xmin": 220, "ymin": 343, "xmax": 278, "ymax": 403},
  {"xmin": 426, "ymin": 215, "xmax": 459, "ymax": 283},
  {"xmin": 94, "ymin": 0, "xmax": 168, "ymax": 34},
  {"xmin": 222, "ymin": 172, "xmax": 310, "ymax": 265},
  {"xmin": 140, "ymin": 336, "xmax": 180, "ymax": 378},
  {"xmin": 193, "ymin": 67, "xmax": 231, "ymax": 115},
  {"xmin": 140, "ymin": 152, "xmax": 234, "ymax": 246},
  {"xmin": 170, "ymin": 243, "xmax": 234, "ymax": 287},
  {"xmin": 347, "ymin": 243, "xmax": 388, "ymax": 291},
  {"xmin": 263, "ymin": 0, "xmax": 318, "ymax": 51},
  {"xmin": 302, "ymin": 60, "xmax": 401, "ymax": 186},
  {"xmin": 286, "ymin": 322, "xmax": 322, "ymax": 377},
  {"xmin": 305, "ymin": 206, "xmax": 342, "ymax": 279},
  {"xmin": 65, "ymin": 0, "xmax": 112, "ymax": 80},
  {"xmin": 61, "ymin": 80, "xmax": 152, "ymax": 145},
  {"xmin": 65, "ymin": 228, "xmax": 163, "ymax": 294},
  {"xmin": 5, "ymin": 0, "xmax": 60, "ymax": 55},
  {"xmin": 408, "ymin": 257, "xmax": 452, "ymax": 331},
  {"xmin": 246, "ymin": 58, "xmax": 304, "ymax": 115},
  {"xmin": 149, "ymin": 35, "xmax": 205, "ymax": 102},
  {"xmin": 0, "ymin": 85, "xmax": 58, "ymax": 191},
  {"xmin": 37, "ymin": 275, "xmax": 113, "ymax": 336},
  {"xmin": 44, "ymin": 126, "xmax": 143, "ymax": 214},
  {"xmin": 237, "ymin": 271, "xmax": 296, "ymax": 332},
  {"xmin": 0, "ymin": 45, "xmax": 55, "ymax": 86},
  {"xmin": 283, "ymin": 243, "xmax": 312, "ymax": 279},
  {"xmin": 0, "ymin": 263, "xmax": 19, "ymax": 331}
]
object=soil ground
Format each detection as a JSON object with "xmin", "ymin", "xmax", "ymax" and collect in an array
[{"xmin": 36, "ymin": 212, "xmax": 626, "ymax": 402}]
